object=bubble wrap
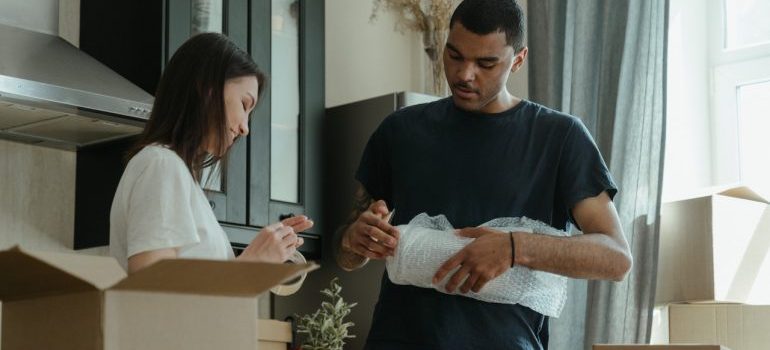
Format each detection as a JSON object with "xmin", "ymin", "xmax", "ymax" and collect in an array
[{"xmin": 385, "ymin": 213, "xmax": 570, "ymax": 317}]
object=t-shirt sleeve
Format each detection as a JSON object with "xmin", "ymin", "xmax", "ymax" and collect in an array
[
  {"xmin": 124, "ymin": 152, "xmax": 201, "ymax": 258},
  {"xmin": 557, "ymin": 118, "xmax": 618, "ymax": 223},
  {"xmin": 355, "ymin": 121, "xmax": 392, "ymax": 204}
]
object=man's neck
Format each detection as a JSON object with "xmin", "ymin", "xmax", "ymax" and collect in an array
[{"xmin": 480, "ymin": 92, "xmax": 522, "ymax": 114}]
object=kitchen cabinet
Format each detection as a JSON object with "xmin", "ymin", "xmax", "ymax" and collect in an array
[{"xmin": 76, "ymin": 0, "xmax": 324, "ymax": 260}]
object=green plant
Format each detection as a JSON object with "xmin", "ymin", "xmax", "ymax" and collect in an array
[{"xmin": 296, "ymin": 278, "xmax": 357, "ymax": 350}]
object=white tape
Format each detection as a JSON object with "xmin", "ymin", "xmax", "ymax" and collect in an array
[{"xmin": 270, "ymin": 250, "xmax": 307, "ymax": 296}]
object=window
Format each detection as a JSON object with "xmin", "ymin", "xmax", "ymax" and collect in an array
[
  {"xmin": 735, "ymin": 77, "xmax": 770, "ymax": 196},
  {"xmin": 723, "ymin": 0, "xmax": 770, "ymax": 50},
  {"xmin": 664, "ymin": 0, "xmax": 770, "ymax": 200}
]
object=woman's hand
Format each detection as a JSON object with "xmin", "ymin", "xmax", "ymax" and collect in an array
[{"xmin": 237, "ymin": 215, "xmax": 314, "ymax": 263}]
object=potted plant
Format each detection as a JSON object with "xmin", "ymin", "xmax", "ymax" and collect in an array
[{"xmin": 296, "ymin": 278, "xmax": 357, "ymax": 350}]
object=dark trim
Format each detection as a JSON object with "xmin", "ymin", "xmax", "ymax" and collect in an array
[
  {"xmin": 204, "ymin": 0, "xmax": 250, "ymax": 225},
  {"xmin": 166, "ymin": 0, "xmax": 191, "ymax": 65},
  {"xmin": 248, "ymin": 0, "xmax": 272, "ymax": 227},
  {"xmin": 299, "ymin": 0, "xmax": 325, "ymax": 237},
  {"xmin": 266, "ymin": 0, "xmax": 325, "ymax": 234}
]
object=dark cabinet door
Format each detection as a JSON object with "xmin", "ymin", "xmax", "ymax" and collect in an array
[
  {"xmin": 250, "ymin": 0, "xmax": 324, "ymax": 232},
  {"xmin": 235, "ymin": 0, "xmax": 324, "ymax": 261},
  {"xmin": 191, "ymin": 0, "xmax": 249, "ymax": 226}
]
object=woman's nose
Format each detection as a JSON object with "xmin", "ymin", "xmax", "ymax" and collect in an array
[{"xmin": 238, "ymin": 118, "xmax": 249, "ymax": 136}]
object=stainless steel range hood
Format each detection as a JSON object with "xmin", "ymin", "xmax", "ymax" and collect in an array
[{"xmin": 0, "ymin": 23, "xmax": 153, "ymax": 150}]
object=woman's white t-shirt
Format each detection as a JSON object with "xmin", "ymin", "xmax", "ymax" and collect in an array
[{"xmin": 109, "ymin": 145, "xmax": 235, "ymax": 271}]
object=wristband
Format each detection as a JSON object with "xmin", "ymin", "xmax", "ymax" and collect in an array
[{"xmin": 509, "ymin": 232, "xmax": 516, "ymax": 268}]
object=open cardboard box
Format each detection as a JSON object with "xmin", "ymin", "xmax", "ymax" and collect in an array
[
  {"xmin": 656, "ymin": 186, "xmax": 770, "ymax": 304},
  {"xmin": 651, "ymin": 303, "xmax": 770, "ymax": 350},
  {"xmin": 0, "ymin": 246, "xmax": 317, "ymax": 350}
]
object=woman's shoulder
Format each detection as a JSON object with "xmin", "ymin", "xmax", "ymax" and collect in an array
[{"xmin": 126, "ymin": 144, "xmax": 189, "ymax": 178}]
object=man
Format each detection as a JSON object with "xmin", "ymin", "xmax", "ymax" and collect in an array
[{"xmin": 334, "ymin": 0, "xmax": 632, "ymax": 348}]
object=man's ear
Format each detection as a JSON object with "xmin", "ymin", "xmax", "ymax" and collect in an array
[{"xmin": 511, "ymin": 46, "xmax": 529, "ymax": 73}]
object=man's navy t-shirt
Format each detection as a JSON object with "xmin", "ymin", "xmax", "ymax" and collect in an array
[{"xmin": 356, "ymin": 98, "xmax": 617, "ymax": 350}]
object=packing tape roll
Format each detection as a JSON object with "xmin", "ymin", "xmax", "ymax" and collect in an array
[{"xmin": 270, "ymin": 251, "xmax": 307, "ymax": 296}]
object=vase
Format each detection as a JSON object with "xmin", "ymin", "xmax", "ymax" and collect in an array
[{"xmin": 422, "ymin": 27, "xmax": 449, "ymax": 97}]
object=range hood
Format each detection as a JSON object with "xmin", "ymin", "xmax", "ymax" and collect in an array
[{"xmin": 0, "ymin": 23, "xmax": 153, "ymax": 150}]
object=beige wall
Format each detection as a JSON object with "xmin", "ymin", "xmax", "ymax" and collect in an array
[
  {"xmin": 0, "ymin": 140, "xmax": 108, "ymax": 255},
  {"xmin": 0, "ymin": 0, "xmax": 58, "ymax": 35},
  {"xmin": 325, "ymin": 0, "xmax": 423, "ymax": 107},
  {"xmin": 325, "ymin": 0, "xmax": 528, "ymax": 107},
  {"xmin": 0, "ymin": 140, "xmax": 76, "ymax": 251}
]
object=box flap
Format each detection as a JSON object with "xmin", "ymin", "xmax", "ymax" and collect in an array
[
  {"xmin": 0, "ymin": 246, "xmax": 99, "ymax": 301},
  {"xmin": 664, "ymin": 184, "xmax": 769, "ymax": 204},
  {"xmin": 24, "ymin": 249, "xmax": 126, "ymax": 289},
  {"xmin": 718, "ymin": 186, "xmax": 769, "ymax": 204},
  {"xmin": 110, "ymin": 259, "xmax": 319, "ymax": 297}
]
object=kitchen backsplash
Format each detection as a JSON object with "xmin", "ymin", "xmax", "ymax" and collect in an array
[{"xmin": 0, "ymin": 139, "xmax": 108, "ymax": 255}]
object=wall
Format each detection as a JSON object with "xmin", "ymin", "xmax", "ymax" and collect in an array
[
  {"xmin": 325, "ymin": 0, "xmax": 424, "ymax": 107},
  {"xmin": 0, "ymin": 140, "xmax": 79, "ymax": 251},
  {"xmin": 0, "ymin": 0, "xmax": 58, "ymax": 35}
]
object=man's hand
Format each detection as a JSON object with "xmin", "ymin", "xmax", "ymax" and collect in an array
[
  {"xmin": 341, "ymin": 200, "xmax": 399, "ymax": 259},
  {"xmin": 432, "ymin": 227, "xmax": 513, "ymax": 294}
]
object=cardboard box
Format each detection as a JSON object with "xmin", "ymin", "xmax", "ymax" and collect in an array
[
  {"xmin": 257, "ymin": 319, "xmax": 292, "ymax": 350},
  {"xmin": 656, "ymin": 186, "xmax": 770, "ymax": 304},
  {"xmin": 0, "ymin": 246, "xmax": 317, "ymax": 350},
  {"xmin": 651, "ymin": 304, "xmax": 770, "ymax": 350},
  {"xmin": 594, "ymin": 346, "xmax": 729, "ymax": 350}
]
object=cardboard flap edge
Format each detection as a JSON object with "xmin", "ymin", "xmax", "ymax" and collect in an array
[
  {"xmin": 718, "ymin": 186, "xmax": 769, "ymax": 204},
  {"xmin": 0, "ymin": 246, "xmax": 100, "ymax": 301},
  {"xmin": 110, "ymin": 259, "xmax": 319, "ymax": 297}
]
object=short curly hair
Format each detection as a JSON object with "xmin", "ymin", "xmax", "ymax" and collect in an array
[{"xmin": 450, "ymin": 0, "xmax": 526, "ymax": 52}]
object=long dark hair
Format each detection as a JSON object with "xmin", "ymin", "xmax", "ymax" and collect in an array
[{"xmin": 129, "ymin": 32, "xmax": 267, "ymax": 182}]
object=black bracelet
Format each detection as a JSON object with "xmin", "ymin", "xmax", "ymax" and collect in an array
[{"xmin": 509, "ymin": 231, "xmax": 516, "ymax": 268}]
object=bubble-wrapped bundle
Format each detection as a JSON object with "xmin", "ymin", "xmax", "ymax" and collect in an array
[{"xmin": 386, "ymin": 213, "xmax": 570, "ymax": 317}]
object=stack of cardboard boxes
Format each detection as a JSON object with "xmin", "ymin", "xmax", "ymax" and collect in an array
[{"xmin": 650, "ymin": 187, "xmax": 770, "ymax": 350}]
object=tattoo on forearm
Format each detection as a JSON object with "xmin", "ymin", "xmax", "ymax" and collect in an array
[
  {"xmin": 347, "ymin": 185, "xmax": 371, "ymax": 223},
  {"xmin": 335, "ymin": 184, "xmax": 373, "ymax": 270}
]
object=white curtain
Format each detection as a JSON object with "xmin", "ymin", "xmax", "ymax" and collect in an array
[{"xmin": 528, "ymin": 0, "xmax": 668, "ymax": 348}]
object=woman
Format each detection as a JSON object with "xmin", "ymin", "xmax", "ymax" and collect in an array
[{"xmin": 110, "ymin": 32, "xmax": 312, "ymax": 273}]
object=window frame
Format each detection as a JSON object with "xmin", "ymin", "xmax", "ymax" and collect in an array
[{"xmin": 708, "ymin": 0, "xmax": 770, "ymax": 189}]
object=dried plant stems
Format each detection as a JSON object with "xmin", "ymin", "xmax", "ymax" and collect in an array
[{"xmin": 371, "ymin": 0, "xmax": 456, "ymax": 96}]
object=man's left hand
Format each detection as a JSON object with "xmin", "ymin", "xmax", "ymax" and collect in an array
[{"xmin": 432, "ymin": 227, "xmax": 513, "ymax": 294}]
